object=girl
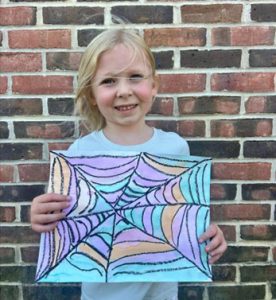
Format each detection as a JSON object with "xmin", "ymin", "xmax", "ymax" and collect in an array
[{"xmin": 31, "ymin": 29, "xmax": 227, "ymax": 300}]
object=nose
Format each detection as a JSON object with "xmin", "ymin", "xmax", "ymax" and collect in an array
[{"xmin": 116, "ymin": 77, "xmax": 133, "ymax": 98}]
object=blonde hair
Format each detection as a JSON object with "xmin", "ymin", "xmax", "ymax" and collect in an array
[{"xmin": 75, "ymin": 29, "xmax": 157, "ymax": 131}]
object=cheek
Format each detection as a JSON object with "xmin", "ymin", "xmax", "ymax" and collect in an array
[
  {"xmin": 134, "ymin": 83, "xmax": 155, "ymax": 101},
  {"xmin": 93, "ymin": 88, "xmax": 115, "ymax": 106}
]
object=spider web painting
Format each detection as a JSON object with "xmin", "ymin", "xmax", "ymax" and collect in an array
[{"xmin": 36, "ymin": 151, "xmax": 212, "ymax": 283}]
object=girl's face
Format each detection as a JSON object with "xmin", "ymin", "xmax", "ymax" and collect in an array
[{"xmin": 91, "ymin": 43, "xmax": 158, "ymax": 132}]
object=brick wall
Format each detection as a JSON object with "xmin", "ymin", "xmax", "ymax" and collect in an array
[{"xmin": 0, "ymin": 1, "xmax": 275, "ymax": 300}]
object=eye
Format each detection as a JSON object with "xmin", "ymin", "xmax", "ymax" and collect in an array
[
  {"xmin": 100, "ymin": 78, "xmax": 116, "ymax": 86},
  {"xmin": 129, "ymin": 74, "xmax": 144, "ymax": 81}
]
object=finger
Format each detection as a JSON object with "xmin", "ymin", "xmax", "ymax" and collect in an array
[
  {"xmin": 205, "ymin": 235, "xmax": 222, "ymax": 252},
  {"xmin": 209, "ymin": 245, "xmax": 225, "ymax": 258},
  {"xmin": 209, "ymin": 241, "xmax": 228, "ymax": 257},
  {"xmin": 34, "ymin": 211, "xmax": 66, "ymax": 225},
  {"xmin": 209, "ymin": 243, "xmax": 227, "ymax": 263},
  {"xmin": 34, "ymin": 193, "xmax": 70, "ymax": 204},
  {"xmin": 32, "ymin": 222, "xmax": 58, "ymax": 233},
  {"xmin": 34, "ymin": 200, "xmax": 70, "ymax": 214},
  {"xmin": 199, "ymin": 224, "xmax": 218, "ymax": 243},
  {"xmin": 31, "ymin": 210, "xmax": 66, "ymax": 232},
  {"xmin": 209, "ymin": 253, "xmax": 222, "ymax": 264}
]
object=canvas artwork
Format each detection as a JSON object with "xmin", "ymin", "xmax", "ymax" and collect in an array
[{"xmin": 35, "ymin": 151, "xmax": 212, "ymax": 283}]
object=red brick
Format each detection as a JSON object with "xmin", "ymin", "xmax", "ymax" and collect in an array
[
  {"xmin": 256, "ymin": 120, "xmax": 272, "ymax": 136},
  {"xmin": 219, "ymin": 246, "xmax": 269, "ymax": 263},
  {"xmin": 148, "ymin": 0, "xmax": 184, "ymax": 1},
  {"xmin": 241, "ymin": 265, "xmax": 276, "ymax": 282},
  {"xmin": 249, "ymin": 49, "xmax": 276, "ymax": 68},
  {"xmin": 212, "ymin": 162, "xmax": 271, "ymax": 180},
  {"xmin": 190, "ymin": 141, "xmax": 240, "ymax": 158},
  {"xmin": 0, "ymin": 76, "xmax": 8, "ymax": 94},
  {"xmin": 9, "ymin": 30, "xmax": 71, "ymax": 49},
  {"xmin": 178, "ymin": 120, "xmax": 205, "ymax": 137},
  {"xmin": 0, "ymin": 53, "xmax": 42, "ymax": 72},
  {"xmin": 43, "ymin": 7, "xmax": 104, "ymax": 25},
  {"xmin": 147, "ymin": 119, "xmax": 176, "ymax": 132},
  {"xmin": 0, "ymin": 226, "xmax": 40, "ymax": 243},
  {"xmin": 21, "ymin": 246, "xmax": 39, "ymax": 263},
  {"xmin": 0, "ymin": 122, "xmax": 9, "ymax": 138},
  {"xmin": 242, "ymin": 184, "xmax": 276, "ymax": 201},
  {"xmin": 211, "ymin": 73, "xmax": 275, "ymax": 92},
  {"xmin": 212, "ymin": 265, "xmax": 236, "ymax": 282},
  {"xmin": 273, "ymin": 247, "xmax": 276, "ymax": 262},
  {"xmin": 48, "ymin": 97, "xmax": 74, "ymax": 116},
  {"xmin": 14, "ymin": 121, "xmax": 74, "ymax": 139},
  {"xmin": 18, "ymin": 164, "xmax": 50, "ymax": 182},
  {"xmin": 219, "ymin": 225, "xmax": 236, "ymax": 242},
  {"xmin": 111, "ymin": 6, "xmax": 172, "ymax": 24},
  {"xmin": 211, "ymin": 120, "xmax": 234, "ymax": 137},
  {"xmin": 245, "ymin": 96, "xmax": 266, "ymax": 113},
  {"xmin": 0, "ymin": 207, "xmax": 16, "ymax": 222},
  {"xmin": 146, "ymin": 120, "xmax": 205, "ymax": 137},
  {"xmin": 209, "ymin": 285, "xmax": 265, "ymax": 300},
  {"xmin": 212, "ymin": 204, "xmax": 271, "ymax": 221},
  {"xmin": 20, "ymin": 205, "xmax": 30, "ymax": 223},
  {"xmin": 211, "ymin": 119, "xmax": 272, "ymax": 137},
  {"xmin": 181, "ymin": 49, "xmax": 241, "ymax": 68},
  {"xmin": 159, "ymin": 74, "xmax": 206, "ymax": 93},
  {"xmin": 144, "ymin": 28, "xmax": 206, "ymax": 47},
  {"xmin": 251, "ymin": 4, "xmax": 276, "ymax": 22},
  {"xmin": 212, "ymin": 26, "xmax": 275, "ymax": 46},
  {"xmin": 211, "ymin": 183, "xmax": 236, "ymax": 201},
  {"xmin": 0, "ymin": 185, "xmax": 45, "ymax": 202},
  {"xmin": 12, "ymin": 76, "xmax": 73, "ymax": 95},
  {"xmin": 150, "ymin": 97, "xmax": 174, "ymax": 116},
  {"xmin": 241, "ymin": 225, "xmax": 276, "ymax": 241},
  {"xmin": 46, "ymin": 52, "xmax": 82, "ymax": 71},
  {"xmin": 0, "ymin": 165, "xmax": 14, "ymax": 182},
  {"xmin": 245, "ymin": 96, "xmax": 276, "ymax": 113},
  {"xmin": 0, "ymin": 98, "xmax": 42, "ymax": 116},
  {"xmin": 0, "ymin": 143, "xmax": 43, "ymax": 161},
  {"xmin": 0, "ymin": 248, "xmax": 15, "ymax": 264},
  {"xmin": 0, "ymin": 7, "xmax": 36, "ymax": 26},
  {"xmin": 181, "ymin": 4, "xmax": 242, "ymax": 23},
  {"xmin": 178, "ymin": 96, "xmax": 240, "ymax": 115}
]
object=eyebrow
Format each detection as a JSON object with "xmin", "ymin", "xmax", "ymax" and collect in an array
[{"xmin": 97, "ymin": 68, "xmax": 149, "ymax": 78}]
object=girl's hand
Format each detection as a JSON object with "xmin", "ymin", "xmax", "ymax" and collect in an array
[
  {"xmin": 31, "ymin": 193, "xmax": 70, "ymax": 233},
  {"xmin": 199, "ymin": 223, "xmax": 227, "ymax": 264}
]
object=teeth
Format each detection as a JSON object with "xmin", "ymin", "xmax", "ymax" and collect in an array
[{"xmin": 116, "ymin": 105, "xmax": 136, "ymax": 111}]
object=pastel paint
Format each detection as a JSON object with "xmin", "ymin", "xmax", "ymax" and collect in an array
[{"xmin": 36, "ymin": 151, "xmax": 212, "ymax": 283}]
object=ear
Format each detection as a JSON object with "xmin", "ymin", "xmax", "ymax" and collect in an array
[
  {"xmin": 91, "ymin": 98, "xmax": 97, "ymax": 106},
  {"xmin": 89, "ymin": 89, "xmax": 97, "ymax": 106},
  {"xmin": 151, "ymin": 74, "xmax": 159, "ymax": 98}
]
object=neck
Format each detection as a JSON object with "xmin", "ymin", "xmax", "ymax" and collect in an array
[{"xmin": 103, "ymin": 123, "xmax": 153, "ymax": 145}]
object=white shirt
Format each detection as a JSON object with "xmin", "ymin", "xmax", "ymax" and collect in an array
[{"xmin": 68, "ymin": 128, "xmax": 190, "ymax": 300}]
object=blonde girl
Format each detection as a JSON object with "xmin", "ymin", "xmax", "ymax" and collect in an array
[{"xmin": 31, "ymin": 29, "xmax": 227, "ymax": 300}]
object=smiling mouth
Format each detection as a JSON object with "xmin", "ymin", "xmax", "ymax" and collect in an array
[{"xmin": 115, "ymin": 104, "xmax": 138, "ymax": 111}]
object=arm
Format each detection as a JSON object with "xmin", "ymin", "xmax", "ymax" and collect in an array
[
  {"xmin": 31, "ymin": 193, "xmax": 70, "ymax": 233},
  {"xmin": 199, "ymin": 223, "xmax": 227, "ymax": 264}
]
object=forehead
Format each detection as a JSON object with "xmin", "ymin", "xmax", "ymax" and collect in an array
[{"xmin": 95, "ymin": 43, "xmax": 151, "ymax": 76}]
